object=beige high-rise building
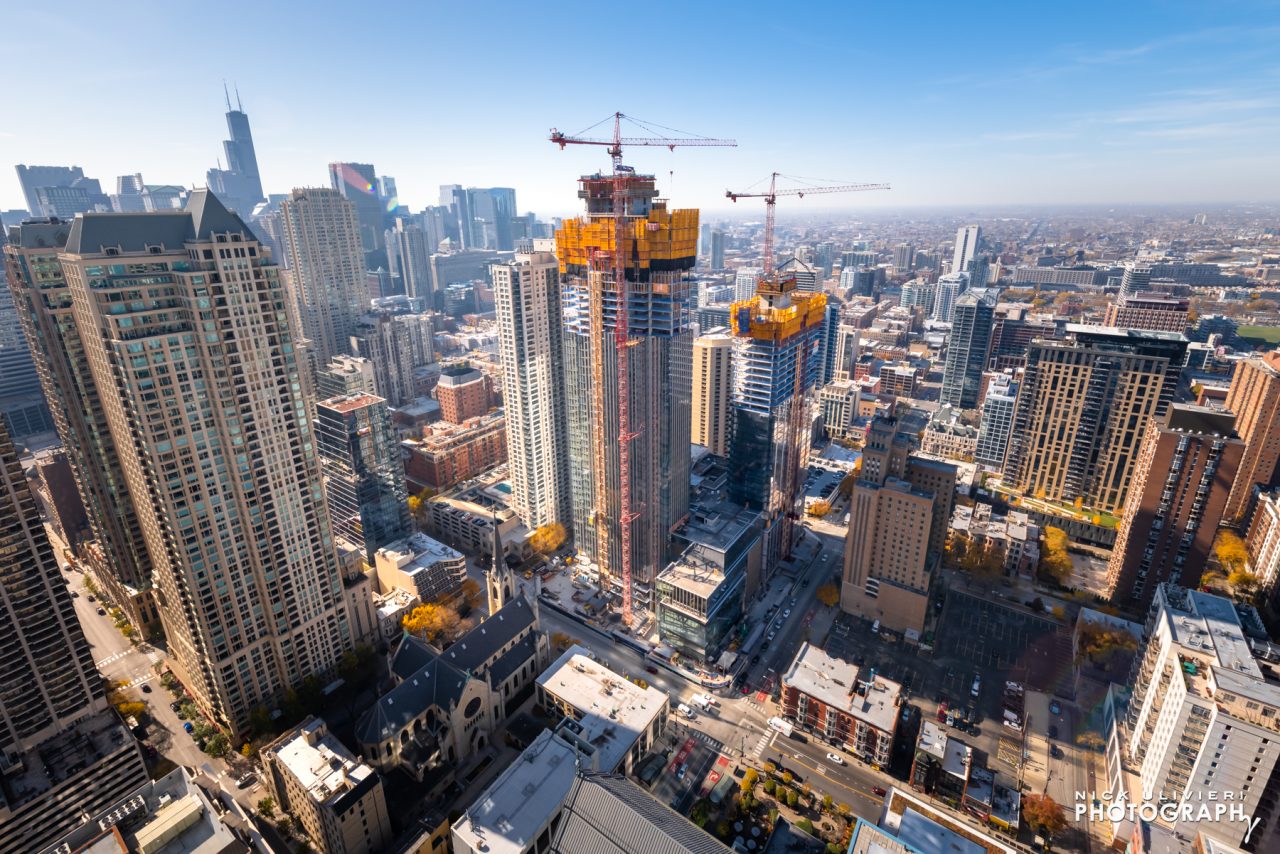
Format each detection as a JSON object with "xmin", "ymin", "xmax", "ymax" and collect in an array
[
  {"xmin": 1002, "ymin": 325, "xmax": 1187, "ymax": 515},
  {"xmin": 692, "ymin": 328, "xmax": 733, "ymax": 456},
  {"xmin": 280, "ymin": 187, "xmax": 369, "ymax": 369},
  {"xmin": 4, "ymin": 218, "xmax": 153, "ymax": 623},
  {"xmin": 1223, "ymin": 351, "xmax": 1280, "ymax": 522},
  {"xmin": 841, "ymin": 417, "xmax": 956, "ymax": 637},
  {"xmin": 59, "ymin": 192, "xmax": 354, "ymax": 735},
  {"xmin": 491, "ymin": 252, "xmax": 570, "ymax": 530}
]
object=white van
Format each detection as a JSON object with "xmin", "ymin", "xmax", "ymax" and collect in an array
[
  {"xmin": 871, "ymin": 619, "xmax": 881, "ymax": 635},
  {"xmin": 690, "ymin": 694, "xmax": 714, "ymax": 711}
]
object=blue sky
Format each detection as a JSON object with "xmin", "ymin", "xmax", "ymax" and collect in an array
[{"xmin": 2, "ymin": 0, "xmax": 1278, "ymax": 216}]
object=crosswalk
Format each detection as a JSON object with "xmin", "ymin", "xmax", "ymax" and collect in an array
[
  {"xmin": 749, "ymin": 730, "xmax": 776, "ymax": 759},
  {"xmin": 95, "ymin": 649, "xmax": 133, "ymax": 668}
]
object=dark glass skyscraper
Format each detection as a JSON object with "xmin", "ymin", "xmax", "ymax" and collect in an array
[
  {"xmin": 205, "ymin": 91, "xmax": 265, "ymax": 218},
  {"xmin": 329, "ymin": 161, "xmax": 386, "ymax": 268},
  {"xmin": 940, "ymin": 288, "xmax": 997, "ymax": 409}
]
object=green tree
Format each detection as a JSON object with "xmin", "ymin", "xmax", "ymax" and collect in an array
[
  {"xmin": 179, "ymin": 702, "xmax": 199, "ymax": 720},
  {"xmin": 689, "ymin": 799, "xmax": 710, "ymax": 828},
  {"xmin": 786, "ymin": 789, "xmax": 799, "ymax": 808},
  {"xmin": 822, "ymin": 794, "xmax": 834, "ymax": 812},
  {"xmin": 204, "ymin": 732, "xmax": 230, "ymax": 758},
  {"xmin": 257, "ymin": 796, "xmax": 276, "ymax": 819},
  {"xmin": 741, "ymin": 768, "xmax": 759, "ymax": 794},
  {"xmin": 796, "ymin": 818, "xmax": 816, "ymax": 835},
  {"xmin": 763, "ymin": 779, "xmax": 776, "ymax": 795},
  {"xmin": 781, "ymin": 771, "xmax": 793, "ymax": 786}
]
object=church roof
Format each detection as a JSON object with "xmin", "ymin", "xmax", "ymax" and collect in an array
[{"xmin": 440, "ymin": 595, "xmax": 536, "ymax": 676}]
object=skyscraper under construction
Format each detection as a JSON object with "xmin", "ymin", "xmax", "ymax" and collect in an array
[
  {"xmin": 558, "ymin": 172, "xmax": 695, "ymax": 619},
  {"xmin": 727, "ymin": 272, "xmax": 826, "ymax": 576}
]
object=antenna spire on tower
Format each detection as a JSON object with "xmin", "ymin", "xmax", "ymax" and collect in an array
[{"xmin": 223, "ymin": 80, "xmax": 231, "ymax": 112}]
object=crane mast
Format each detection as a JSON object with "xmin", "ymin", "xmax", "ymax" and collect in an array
[{"xmin": 551, "ymin": 114, "xmax": 735, "ymax": 625}]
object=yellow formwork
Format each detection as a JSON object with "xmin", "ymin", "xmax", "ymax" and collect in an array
[
  {"xmin": 555, "ymin": 207, "xmax": 700, "ymax": 274},
  {"xmin": 730, "ymin": 291, "xmax": 828, "ymax": 343}
]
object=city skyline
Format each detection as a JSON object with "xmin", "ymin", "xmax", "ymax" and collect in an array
[{"xmin": 3, "ymin": 1, "xmax": 1279, "ymax": 217}]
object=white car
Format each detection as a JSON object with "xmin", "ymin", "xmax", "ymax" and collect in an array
[
  {"xmin": 768, "ymin": 630, "xmax": 777, "ymax": 641},
  {"xmin": 783, "ymin": 609, "xmax": 791, "ymax": 619},
  {"xmin": 825, "ymin": 752, "xmax": 844, "ymax": 765}
]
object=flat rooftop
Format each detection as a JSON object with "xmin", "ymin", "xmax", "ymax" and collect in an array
[
  {"xmin": 782, "ymin": 642, "xmax": 901, "ymax": 734},
  {"xmin": 453, "ymin": 728, "xmax": 580, "ymax": 854},
  {"xmin": 942, "ymin": 738, "xmax": 972, "ymax": 779},
  {"xmin": 537, "ymin": 646, "xmax": 667, "ymax": 766},
  {"xmin": 657, "ymin": 553, "xmax": 727, "ymax": 602},
  {"xmin": 267, "ymin": 718, "xmax": 375, "ymax": 807},
  {"xmin": 318, "ymin": 392, "xmax": 386, "ymax": 413},
  {"xmin": 378, "ymin": 532, "xmax": 463, "ymax": 569},
  {"xmin": 915, "ymin": 720, "xmax": 947, "ymax": 761},
  {"xmin": 680, "ymin": 499, "xmax": 760, "ymax": 553}
]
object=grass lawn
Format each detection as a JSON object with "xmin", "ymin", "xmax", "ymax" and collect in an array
[{"xmin": 1238, "ymin": 325, "xmax": 1280, "ymax": 344}]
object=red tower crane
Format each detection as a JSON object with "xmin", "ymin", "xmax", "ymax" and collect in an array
[
  {"xmin": 726, "ymin": 172, "xmax": 891, "ymax": 280},
  {"xmin": 551, "ymin": 113, "xmax": 735, "ymax": 624}
]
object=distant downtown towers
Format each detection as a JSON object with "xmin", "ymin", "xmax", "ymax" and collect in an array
[
  {"xmin": 10, "ymin": 192, "xmax": 355, "ymax": 736},
  {"xmin": 557, "ymin": 172, "xmax": 694, "ymax": 617}
]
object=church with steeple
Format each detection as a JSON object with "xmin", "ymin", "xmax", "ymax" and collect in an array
[
  {"xmin": 486, "ymin": 512, "xmax": 516, "ymax": 613},
  {"xmin": 355, "ymin": 513, "xmax": 549, "ymax": 787}
]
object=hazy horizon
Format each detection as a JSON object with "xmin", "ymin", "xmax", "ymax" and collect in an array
[{"xmin": 3, "ymin": 0, "xmax": 1279, "ymax": 216}]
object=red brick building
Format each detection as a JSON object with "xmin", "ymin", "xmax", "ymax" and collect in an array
[
  {"xmin": 402, "ymin": 412, "xmax": 506, "ymax": 492},
  {"xmin": 436, "ymin": 363, "xmax": 491, "ymax": 424},
  {"xmin": 780, "ymin": 642, "xmax": 901, "ymax": 769}
]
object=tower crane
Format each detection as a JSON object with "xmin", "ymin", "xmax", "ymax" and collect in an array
[
  {"xmin": 550, "ymin": 114, "xmax": 735, "ymax": 625},
  {"xmin": 726, "ymin": 172, "xmax": 890, "ymax": 281},
  {"xmin": 725, "ymin": 173, "xmax": 889, "ymax": 561}
]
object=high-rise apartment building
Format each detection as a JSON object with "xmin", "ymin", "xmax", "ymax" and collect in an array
[
  {"xmin": 317, "ymin": 354, "xmax": 378, "ymax": 399},
  {"xmin": 3, "ymin": 218, "xmax": 153, "ymax": 605},
  {"xmin": 1003, "ymin": 325, "xmax": 1188, "ymax": 514},
  {"xmin": 728, "ymin": 272, "xmax": 826, "ymax": 575},
  {"xmin": 734, "ymin": 267, "xmax": 762, "ymax": 302},
  {"xmin": 329, "ymin": 162, "xmax": 386, "ymax": 267},
  {"xmin": 975, "ymin": 371, "xmax": 1018, "ymax": 469},
  {"xmin": 940, "ymin": 288, "xmax": 997, "ymax": 409},
  {"xmin": 491, "ymin": 251, "xmax": 571, "ymax": 531},
  {"xmin": 841, "ymin": 417, "xmax": 956, "ymax": 636},
  {"xmin": 777, "ymin": 256, "xmax": 819, "ymax": 293},
  {"xmin": 350, "ymin": 312, "xmax": 416, "ymax": 406},
  {"xmin": 0, "ymin": 240, "xmax": 53, "ymax": 440},
  {"xmin": 205, "ymin": 93, "xmax": 264, "ymax": 218},
  {"xmin": 1223, "ymin": 351, "xmax": 1280, "ymax": 522},
  {"xmin": 59, "ymin": 192, "xmax": 354, "ymax": 734},
  {"xmin": 931, "ymin": 272, "xmax": 968, "ymax": 323},
  {"xmin": 558, "ymin": 172, "xmax": 693, "ymax": 616},
  {"xmin": 390, "ymin": 216, "xmax": 431, "ymax": 302},
  {"xmin": 951, "ymin": 225, "xmax": 981, "ymax": 276},
  {"xmin": 0, "ymin": 418, "xmax": 149, "ymax": 853},
  {"xmin": 710, "ymin": 229, "xmax": 725, "ymax": 269},
  {"xmin": 466, "ymin": 187, "xmax": 518, "ymax": 251},
  {"xmin": 1104, "ymin": 294, "xmax": 1190, "ymax": 333},
  {"xmin": 899, "ymin": 279, "xmax": 935, "ymax": 313},
  {"xmin": 1119, "ymin": 585, "xmax": 1280, "ymax": 852},
  {"xmin": 1105, "ymin": 405, "xmax": 1243, "ymax": 611},
  {"xmin": 819, "ymin": 298, "xmax": 843, "ymax": 386},
  {"xmin": 316, "ymin": 393, "xmax": 412, "ymax": 564},
  {"xmin": 892, "ymin": 242, "xmax": 914, "ymax": 274},
  {"xmin": 14, "ymin": 165, "xmax": 106, "ymax": 218},
  {"xmin": 1118, "ymin": 261, "xmax": 1152, "ymax": 299},
  {"xmin": 280, "ymin": 188, "xmax": 369, "ymax": 370},
  {"xmin": 691, "ymin": 329, "xmax": 733, "ymax": 457}
]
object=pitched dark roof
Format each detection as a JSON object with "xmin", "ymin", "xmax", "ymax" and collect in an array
[
  {"xmin": 488, "ymin": 632, "xmax": 540, "ymax": 686},
  {"xmin": 355, "ymin": 655, "xmax": 469, "ymax": 746},
  {"xmin": 550, "ymin": 772, "xmax": 732, "ymax": 854},
  {"xmin": 63, "ymin": 189, "xmax": 250, "ymax": 255},
  {"xmin": 391, "ymin": 633, "xmax": 439, "ymax": 682},
  {"xmin": 6, "ymin": 219, "xmax": 72, "ymax": 250},
  {"xmin": 187, "ymin": 188, "xmax": 251, "ymax": 239},
  {"xmin": 65, "ymin": 211, "xmax": 192, "ymax": 255},
  {"xmin": 440, "ymin": 595, "xmax": 535, "ymax": 675}
]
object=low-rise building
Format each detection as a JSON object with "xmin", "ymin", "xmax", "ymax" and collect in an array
[
  {"xmin": 373, "ymin": 532, "xmax": 468, "ymax": 604},
  {"xmin": 261, "ymin": 717, "xmax": 392, "ymax": 854},
  {"xmin": 45, "ymin": 766, "xmax": 257, "ymax": 854},
  {"xmin": 402, "ymin": 411, "xmax": 506, "ymax": 492},
  {"xmin": 819, "ymin": 380, "xmax": 861, "ymax": 440},
  {"xmin": 780, "ymin": 642, "xmax": 901, "ymax": 768},
  {"xmin": 948, "ymin": 503, "xmax": 1041, "ymax": 577},
  {"xmin": 878, "ymin": 362, "xmax": 921, "ymax": 398},
  {"xmin": 920, "ymin": 407, "xmax": 978, "ymax": 461},
  {"xmin": 536, "ymin": 645, "xmax": 669, "ymax": 775},
  {"xmin": 423, "ymin": 465, "xmax": 533, "ymax": 562},
  {"xmin": 847, "ymin": 787, "xmax": 1018, "ymax": 854}
]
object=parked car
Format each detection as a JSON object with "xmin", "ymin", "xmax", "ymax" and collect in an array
[
  {"xmin": 1050, "ymin": 745, "xmax": 1064, "ymax": 759},
  {"xmin": 644, "ymin": 665, "xmax": 658, "ymax": 674},
  {"xmin": 1048, "ymin": 725, "xmax": 1059, "ymax": 739},
  {"xmin": 140, "ymin": 684, "xmax": 152, "ymax": 694},
  {"xmin": 767, "ymin": 630, "xmax": 777, "ymax": 641},
  {"xmin": 825, "ymin": 752, "xmax": 844, "ymax": 766},
  {"xmin": 170, "ymin": 701, "xmax": 183, "ymax": 713},
  {"xmin": 1049, "ymin": 700, "xmax": 1062, "ymax": 715},
  {"xmin": 872, "ymin": 786, "xmax": 887, "ymax": 796},
  {"xmin": 750, "ymin": 654, "xmax": 761, "ymax": 665},
  {"xmin": 236, "ymin": 773, "xmax": 257, "ymax": 789},
  {"xmin": 96, "ymin": 608, "xmax": 106, "ymax": 616},
  {"xmin": 183, "ymin": 722, "xmax": 194, "ymax": 734},
  {"xmin": 782, "ymin": 609, "xmax": 791, "ymax": 619}
]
